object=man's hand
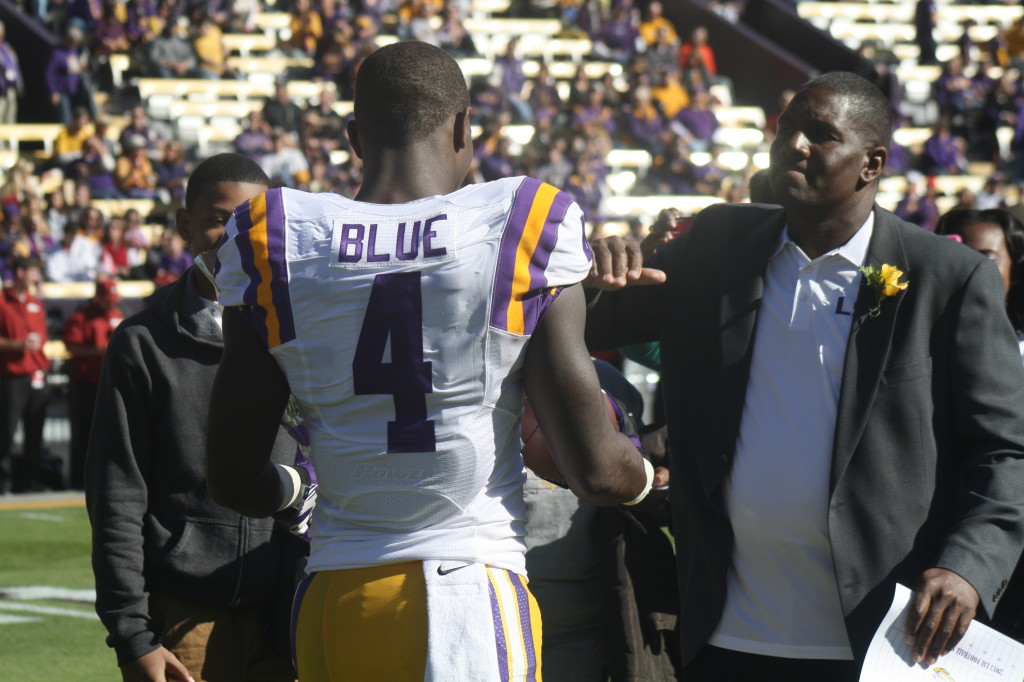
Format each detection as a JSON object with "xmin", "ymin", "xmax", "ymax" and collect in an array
[
  {"xmin": 120, "ymin": 646, "xmax": 193, "ymax": 682},
  {"xmin": 640, "ymin": 208, "xmax": 682, "ymax": 259},
  {"xmin": 904, "ymin": 568, "xmax": 980, "ymax": 666},
  {"xmin": 584, "ymin": 236, "xmax": 666, "ymax": 290}
]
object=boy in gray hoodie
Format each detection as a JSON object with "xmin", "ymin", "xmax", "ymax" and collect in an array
[{"xmin": 86, "ymin": 154, "xmax": 306, "ymax": 682}]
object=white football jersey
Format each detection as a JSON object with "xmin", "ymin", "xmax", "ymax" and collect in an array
[{"xmin": 215, "ymin": 177, "xmax": 592, "ymax": 574}]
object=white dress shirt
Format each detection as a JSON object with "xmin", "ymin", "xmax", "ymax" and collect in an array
[{"xmin": 708, "ymin": 214, "xmax": 875, "ymax": 660}]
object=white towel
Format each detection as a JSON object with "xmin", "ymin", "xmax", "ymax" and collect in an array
[{"xmin": 422, "ymin": 560, "xmax": 540, "ymax": 681}]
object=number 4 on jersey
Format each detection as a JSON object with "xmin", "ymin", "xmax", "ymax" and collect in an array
[{"xmin": 353, "ymin": 272, "xmax": 437, "ymax": 452}]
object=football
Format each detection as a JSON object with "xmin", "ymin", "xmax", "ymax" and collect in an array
[{"xmin": 521, "ymin": 394, "xmax": 621, "ymax": 487}]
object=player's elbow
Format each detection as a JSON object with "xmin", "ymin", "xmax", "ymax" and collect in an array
[
  {"xmin": 570, "ymin": 471, "xmax": 632, "ymax": 506},
  {"xmin": 566, "ymin": 449, "xmax": 646, "ymax": 506}
]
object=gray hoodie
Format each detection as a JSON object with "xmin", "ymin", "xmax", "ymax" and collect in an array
[{"xmin": 85, "ymin": 270, "xmax": 304, "ymax": 666}]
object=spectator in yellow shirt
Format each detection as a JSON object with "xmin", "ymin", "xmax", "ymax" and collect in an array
[
  {"xmin": 55, "ymin": 107, "xmax": 95, "ymax": 164},
  {"xmin": 287, "ymin": 0, "xmax": 323, "ymax": 57},
  {"xmin": 639, "ymin": 1, "xmax": 678, "ymax": 47},
  {"xmin": 651, "ymin": 67, "xmax": 689, "ymax": 120},
  {"xmin": 194, "ymin": 16, "xmax": 234, "ymax": 79}
]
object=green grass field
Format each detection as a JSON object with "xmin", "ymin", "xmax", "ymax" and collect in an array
[{"xmin": 0, "ymin": 497, "xmax": 113, "ymax": 680}]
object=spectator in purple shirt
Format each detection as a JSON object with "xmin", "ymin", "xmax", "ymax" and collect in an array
[
  {"xmin": 67, "ymin": 0, "xmax": 103, "ymax": 32},
  {"xmin": 495, "ymin": 38, "xmax": 532, "ymax": 123},
  {"xmin": 478, "ymin": 136, "xmax": 516, "ymax": 182},
  {"xmin": 919, "ymin": 119, "xmax": 968, "ymax": 175},
  {"xmin": 118, "ymin": 105, "xmax": 166, "ymax": 161},
  {"xmin": 894, "ymin": 179, "xmax": 941, "ymax": 231},
  {"xmin": 153, "ymin": 140, "xmax": 188, "ymax": 205},
  {"xmin": 0, "ymin": 22, "xmax": 22, "ymax": 129},
  {"xmin": 596, "ymin": 1, "xmax": 640, "ymax": 63},
  {"xmin": 623, "ymin": 85, "xmax": 667, "ymax": 154},
  {"xmin": 234, "ymin": 110, "xmax": 274, "ymax": 162},
  {"xmin": 46, "ymin": 26, "xmax": 96, "ymax": 125},
  {"xmin": 528, "ymin": 62, "xmax": 562, "ymax": 111},
  {"xmin": 126, "ymin": 0, "xmax": 160, "ymax": 45},
  {"xmin": 650, "ymin": 135, "xmax": 699, "ymax": 195},
  {"xmin": 156, "ymin": 227, "xmax": 193, "ymax": 281},
  {"xmin": 673, "ymin": 90, "xmax": 719, "ymax": 152},
  {"xmin": 934, "ymin": 56, "xmax": 978, "ymax": 120},
  {"xmin": 68, "ymin": 136, "xmax": 122, "ymax": 199},
  {"xmin": 571, "ymin": 86, "xmax": 617, "ymax": 137},
  {"xmin": 564, "ymin": 156, "xmax": 605, "ymax": 220}
]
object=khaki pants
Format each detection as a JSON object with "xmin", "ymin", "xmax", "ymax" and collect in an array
[{"xmin": 147, "ymin": 593, "xmax": 296, "ymax": 682}]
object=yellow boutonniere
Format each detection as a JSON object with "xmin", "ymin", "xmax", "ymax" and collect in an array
[{"xmin": 859, "ymin": 263, "xmax": 909, "ymax": 318}]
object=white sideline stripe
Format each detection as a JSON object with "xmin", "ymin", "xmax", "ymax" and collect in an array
[
  {"xmin": 19, "ymin": 512, "xmax": 68, "ymax": 522},
  {"xmin": 0, "ymin": 602, "xmax": 98, "ymax": 619},
  {"xmin": 0, "ymin": 614, "xmax": 39, "ymax": 624},
  {"xmin": 0, "ymin": 586, "xmax": 96, "ymax": 602}
]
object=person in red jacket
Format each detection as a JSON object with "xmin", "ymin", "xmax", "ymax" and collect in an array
[
  {"xmin": 0, "ymin": 257, "xmax": 49, "ymax": 494},
  {"xmin": 64, "ymin": 277, "xmax": 122, "ymax": 490}
]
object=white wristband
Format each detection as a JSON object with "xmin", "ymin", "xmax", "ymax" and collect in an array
[
  {"xmin": 622, "ymin": 458, "xmax": 655, "ymax": 507},
  {"xmin": 274, "ymin": 464, "xmax": 302, "ymax": 511}
]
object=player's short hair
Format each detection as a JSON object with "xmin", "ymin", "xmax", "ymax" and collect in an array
[
  {"xmin": 799, "ymin": 71, "xmax": 893, "ymax": 151},
  {"xmin": 353, "ymin": 41, "xmax": 471, "ymax": 149},
  {"xmin": 185, "ymin": 153, "xmax": 269, "ymax": 210}
]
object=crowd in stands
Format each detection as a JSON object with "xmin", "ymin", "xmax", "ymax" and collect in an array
[
  {"xmin": 1, "ymin": 0, "xmax": 1024, "ymax": 484},
  {"xmin": 7, "ymin": 0, "xmax": 1024, "ymax": 287}
]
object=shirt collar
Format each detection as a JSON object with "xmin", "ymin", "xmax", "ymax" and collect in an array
[{"xmin": 771, "ymin": 211, "xmax": 875, "ymax": 267}]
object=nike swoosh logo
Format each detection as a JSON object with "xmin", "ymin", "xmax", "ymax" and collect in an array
[{"xmin": 437, "ymin": 563, "xmax": 471, "ymax": 576}]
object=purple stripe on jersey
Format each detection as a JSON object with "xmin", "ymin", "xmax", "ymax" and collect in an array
[
  {"xmin": 521, "ymin": 188, "xmax": 573, "ymax": 335},
  {"xmin": 510, "ymin": 572, "xmax": 538, "ymax": 681},
  {"xmin": 290, "ymin": 571, "xmax": 317, "ymax": 675},
  {"xmin": 234, "ymin": 199, "xmax": 260, "ymax": 306},
  {"xmin": 488, "ymin": 575, "xmax": 511, "ymax": 682},
  {"xmin": 238, "ymin": 304, "xmax": 270, "ymax": 348},
  {"xmin": 232, "ymin": 203, "xmax": 271, "ymax": 346},
  {"xmin": 264, "ymin": 188, "xmax": 296, "ymax": 345},
  {"xmin": 489, "ymin": 177, "xmax": 540, "ymax": 332},
  {"xmin": 211, "ymin": 231, "xmax": 229, "ymax": 279}
]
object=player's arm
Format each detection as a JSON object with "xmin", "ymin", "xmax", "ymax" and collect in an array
[
  {"xmin": 523, "ymin": 283, "xmax": 650, "ymax": 506},
  {"xmin": 206, "ymin": 306, "xmax": 299, "ymax": 518}
]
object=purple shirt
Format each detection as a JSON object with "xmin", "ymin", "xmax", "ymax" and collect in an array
[
  {"xmin": 600, "ymin": 15, "xmax": 638, "ymax": 54},
  {"xmin": 234, "ymin": 130, "xmax": 273, "ymax": 161},
  {"xmin": 46, "ymin": 47, "xmax": 83, "ymax": 96},
  {"xmin": 626, "ymin": 108, "xmax": 665, "ymax": 149},
  {"xmin": 160, "ymin": 250, "xmax": 194, "ymax": 277},
  {"xmin": 675, "ymin": 107, "xmax": 719, "ymax": 141},
  {"xmin": 496, "ymin": 56, "xmax": 526, "ymax": 97},
  {"xmin": 479, "ymin": 153, "xmax": 514, "ymax": 182},
  {"xmin": 921, "ymin": 134, "xmax": 963, "ymax": 172},
  {"xmin": 0, "ymin": 44, "xmax": 20, "ymax": 96},
  {"xmin": 894, "ymin": 194, "xmax": 939, "ymax": 231}
]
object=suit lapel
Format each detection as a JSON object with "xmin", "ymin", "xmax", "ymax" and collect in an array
[
  {"xmin": 703, "ymin": 210, "xmax": 785, "ymax": 494},
  {"xmin": 830, "ymin": 209, "xmax": 907, "ymax": 490}
]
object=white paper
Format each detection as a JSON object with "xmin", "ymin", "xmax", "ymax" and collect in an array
[{"xmin": 860, "ymin": 584, "xmax": 1024, "ymax": 682}]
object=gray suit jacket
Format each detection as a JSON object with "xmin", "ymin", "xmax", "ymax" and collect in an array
[{"xmin": 585, "ymin": 203, "xmax": 1024, "ymax": 665}]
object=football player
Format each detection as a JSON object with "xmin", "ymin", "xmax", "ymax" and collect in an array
[{"xmin": 206, "ymin": 41, "xmax": 652, "ymax": 680}]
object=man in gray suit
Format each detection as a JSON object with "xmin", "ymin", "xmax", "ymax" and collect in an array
[{"xmin": 585, "ymin": 71, "xmax": 1024, "ymax": 680}]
